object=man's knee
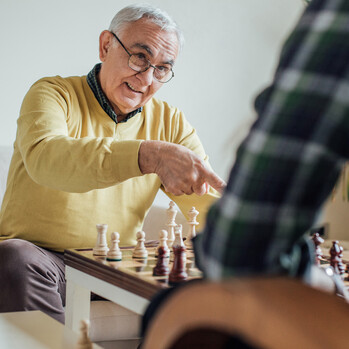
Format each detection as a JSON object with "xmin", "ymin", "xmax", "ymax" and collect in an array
[
  {"xmin": 0, "ymin": 239, "xmax": 42, "ymax": 309},
  {"xmin": 0, "ymin": 239, "xmax": 65, "ymax": 320},
  {"xmin": 0, "ymin": 238, "xmax": 40, "ymax": 267}
]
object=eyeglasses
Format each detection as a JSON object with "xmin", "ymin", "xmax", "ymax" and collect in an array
[{"xmin": 110, "ymin": 31, "xmax": 175, "ymax": 83}]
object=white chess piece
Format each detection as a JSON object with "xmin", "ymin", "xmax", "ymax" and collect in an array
[
  {"xmin": 133, "ymin": 230, "xmax": 148, "ymax": 258},
  {"xmin": 76, "ymin": 319, "xmax": 92, "ymax": 349},
  {"xmin": 171, "ymin": 224, "xmax": 184, "ymax": 261},
  {"xmin": 173, "ymin": 224, "xmax": 184, "ymax": 247},
  {"xmin": 185, "ymin": 207, "xmax": 199, "ymax": 249},
  {"xmin": 93, "ymin": 224, "xmax": 109, "ymax": 256},
  {"xmin": 106, "ymin": 232, "xmax": 122, "ymax": 261},
  {"xmin": 166, "ymin": 201, "xmax": 177, "ymax": 247},
  {"xmin": 156, "ymin": 229, "xmax": 170, "ymax": 258}
]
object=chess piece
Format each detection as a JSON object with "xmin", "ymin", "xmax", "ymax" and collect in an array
[
  {"xmin": 170, "ymin": 224, "xmax": 184, "ymax": 262},
  {"xmin": 166, "ymin": 201, "xmax": 177, "ymax": 247},
  {"xmin": 106, "ymin": 232, "xmax": 122, "ymax": 261},
  {"xmin": 312, "ymin": 232, "xmax": 324, "ymax": 265},
  {"xmin": 185, "ymin": 207, "xmax": 199, "ymax": 249},
  {"xmin": 76, "ymin": 319, "xmax": 92, "ymax": 349},
  {"xmin": 153, "ymin": 246, "xmax": 170, "ymax": 276},
  {"xmin": 155, "ymin": 229, "xmax": 170, "ymax": 258},
  {"xmin": 133, "ymin": 230, "xmax": 148, "ymax": 259},
  {"xmin": 93, "ymin": 224, "xmax": 109, "ymax": 256},
  {"xmin": 173, "ymin": 224, "xmax": 184, "ymax": 247},
  {"xmin": 169, "ymin": 246, "xmax": 187, "ymax": 285},
  {"xmin": 338, "ymin": 244, "xmax": 345, "ymax": 275},
  {"xmin": 330, "ymin": 241, "xmax": 345, "ymax": 275},
  {"xmin": 169, "ymin": 225, "xmax": 187, "ymax": 285}
]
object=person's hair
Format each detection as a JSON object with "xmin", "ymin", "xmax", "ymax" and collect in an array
[{"xmin": 108, "ymin": 3, "xmax": 184, "ymax": 51}]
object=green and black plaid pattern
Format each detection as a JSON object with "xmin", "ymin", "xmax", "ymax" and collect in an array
[
  {"xmin": 87, "ymin": 63, "xmax": 142, "ymax": 123},
  {"xmin": 194, "ymin": 0, "xmax": 349, "ymax": 280}
]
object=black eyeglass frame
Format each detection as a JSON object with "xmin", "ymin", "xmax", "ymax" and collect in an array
[{"xmin": 109, "ymin": 31, "xmax": 175, "ymax": 83}]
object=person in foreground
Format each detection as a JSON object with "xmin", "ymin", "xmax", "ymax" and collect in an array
[
  {"xmin": 0, "ymin": 4, "xmax": 225, "ymax": 323},
  {"xmin": 142, "ymin": 0, "xmax": 349, "ymax": 340}
]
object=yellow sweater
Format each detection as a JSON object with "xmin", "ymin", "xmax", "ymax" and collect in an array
[{"xmin": 0, "ymin": 75, "xmax": 219, "ymax": 251}]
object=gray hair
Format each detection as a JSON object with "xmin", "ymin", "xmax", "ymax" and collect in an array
[{"xmin": 108, "ymin": 3, "xmax": 184, "ymax": 51}]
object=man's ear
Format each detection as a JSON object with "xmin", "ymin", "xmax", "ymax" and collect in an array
[{"xmin": 99, "ymin": 30, "xmax": 112, "ymax": 62}]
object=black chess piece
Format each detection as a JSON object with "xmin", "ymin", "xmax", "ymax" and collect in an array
[
  {"xmin": 330, "ymin": 240, "xmax": 345, "ymax": 275},
  {"xmin": 312, "ymin": 232, "xmax": 324, "ymax": 265},
  {"xmin": 338, "ymin": 244, "xmax": 345, "ymax": 275},
  {"xmin": 153, "ymin": 246, "xmax": 170, "ymax": 276},
  {"xmin": 169, "ymin": 245, "xmax": 187, "ymax": 285}
]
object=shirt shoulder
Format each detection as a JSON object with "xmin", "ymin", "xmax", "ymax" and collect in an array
[
  {"xmin": 142, "ymin": 97, "xmax": 199, "ymax": 146},
  {"xmin": 143, "ymin": 97, "xmax": 181, "ymax": 118},
  {"xmin": 19, "ymin": 74, "xmax": 99, "ymax": 131},
  {"xmin": 30, "ymin": 75, "xmax": 88, "ymax": 95},
  {"xmin": 142, "ymin": 97, "xmax": 190, "ymax": 128}
]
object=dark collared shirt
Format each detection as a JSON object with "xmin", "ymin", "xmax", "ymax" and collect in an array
[{"xmin": 87, "ymin": 63, "xmax": 142, "ymax": 123}]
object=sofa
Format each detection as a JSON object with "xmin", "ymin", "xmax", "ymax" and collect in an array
[{"xmin": 0, "ymin": 145, "xmax": 186, "ymax": 349}]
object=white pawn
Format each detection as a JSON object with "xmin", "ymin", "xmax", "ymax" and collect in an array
[
  {"xmin": 185, "ymin": 207, "xmax": 199, "ymax": 249},
  {"xmin": 156, "ymin": 229, "xmax": 170, "ymax": 258},
  {"xmin": 106, "ymin": 232, "xmax": 122, "ymax": 261},
  {"xmin": 133, "ymin": 231, "xmax": 148, "ymax": 259},
  {"xmin": 76, "ymin": 319, "xmax": 92, "ymax": 349},
  {"xmin": 93, "ymin": 224, "xmax": 109, "ymax": 256},
  {"xmin": 166, "ymin": 201, "xmax": 177, "ymax": 247}
]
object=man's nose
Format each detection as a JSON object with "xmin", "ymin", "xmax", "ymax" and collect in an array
[{"xmin": 136, "ymin": 66, "xmax": 154, "ymax": 86}]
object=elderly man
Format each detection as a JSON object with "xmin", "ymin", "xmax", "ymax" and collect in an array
[{"xmin": 0, "ymin": 4, "xmax": 224, "ymax": 323}]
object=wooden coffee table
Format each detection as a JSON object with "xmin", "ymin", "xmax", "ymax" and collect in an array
[
  {"xmin": 64, "ymin": 247, "xmax": 201, "ymax": 332},
  {"xmin": 0, "ymin": 310, "xmax": 101, "ymax": 348}
]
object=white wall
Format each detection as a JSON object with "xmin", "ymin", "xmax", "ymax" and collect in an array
[{"xmin": 0, "ymin": 0, "xmax": 304, "ymax": 180}]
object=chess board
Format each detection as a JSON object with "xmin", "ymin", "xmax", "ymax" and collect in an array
[{"xmin": 65, "ymin": 246, "xmax": 202, "ymax": 300}]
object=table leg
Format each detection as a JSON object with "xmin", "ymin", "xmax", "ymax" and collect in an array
[{"xmin": 65, "ymin": 269, "xmax": 91, "ymax": 332}]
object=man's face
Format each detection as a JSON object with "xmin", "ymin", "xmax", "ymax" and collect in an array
[{"xmin": 99, "ymin": 18, "xmax": 179, "ymax": 116}]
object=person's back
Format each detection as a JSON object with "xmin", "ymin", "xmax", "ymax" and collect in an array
[{"xmin": 141, "ymin": 0, "xmax": 349, "ymax": 342}]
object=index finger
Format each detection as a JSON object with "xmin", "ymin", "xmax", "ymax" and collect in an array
[{"xmin": 203, "ymin": 168, "xmax": 226, "ymax": 194}]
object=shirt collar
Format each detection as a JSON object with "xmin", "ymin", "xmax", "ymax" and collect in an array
[{"xmin": 86, "ymin": 63, "xmax": 142, "ymax": 123}]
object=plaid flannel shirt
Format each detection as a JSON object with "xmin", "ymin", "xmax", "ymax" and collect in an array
[{"xmin": 194, "ymin": 0, "xmax": 349, "ymax": 280}]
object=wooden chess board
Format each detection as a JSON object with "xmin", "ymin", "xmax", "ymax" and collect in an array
[{"xmin": 64, "ymin": 246, "xmax": 202, "ymax": 300}]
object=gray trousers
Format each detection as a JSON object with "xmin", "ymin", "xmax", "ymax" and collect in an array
[{"xmin": 0, "ymin": 239, "xmax": 66, "ymax": 323}]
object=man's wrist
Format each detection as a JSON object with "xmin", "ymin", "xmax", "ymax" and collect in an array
[{"xmin": 138, "ymin": 140, "xmax": 160, "ymax": 174}]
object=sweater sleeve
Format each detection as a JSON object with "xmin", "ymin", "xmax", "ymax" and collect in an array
[{"xmin": 17, "ymin": 78, "xmax": 143, "ymax": 193}]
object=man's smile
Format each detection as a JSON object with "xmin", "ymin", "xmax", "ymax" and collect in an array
[{"xmin": 126, "ymin": 82, "xmax": 143, "ymax": 93}]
